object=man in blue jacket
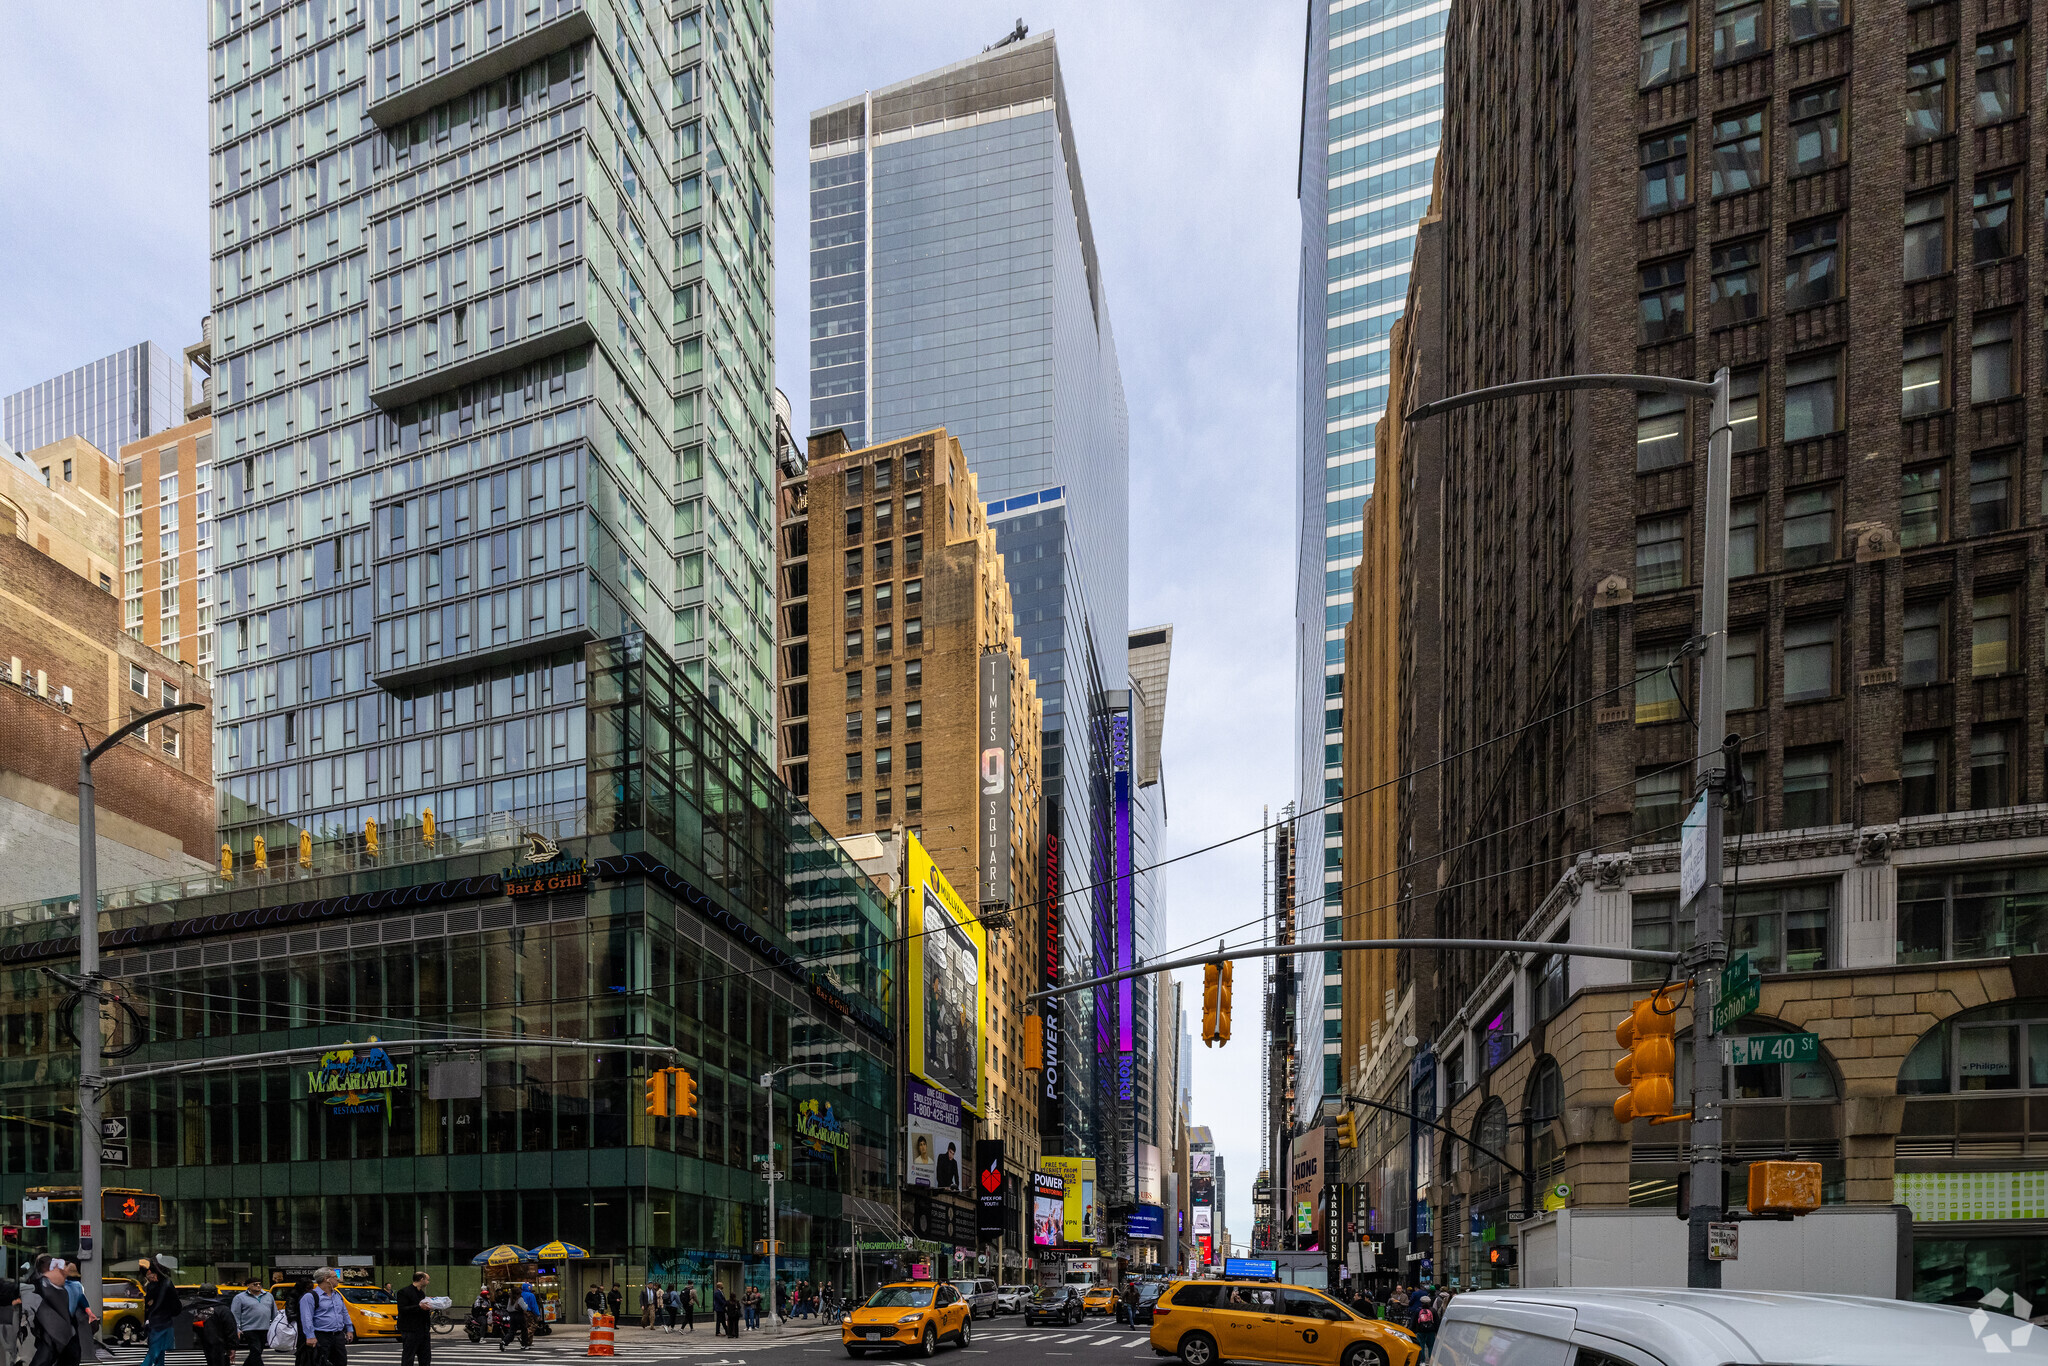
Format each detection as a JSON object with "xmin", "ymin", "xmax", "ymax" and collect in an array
[{"xmin": 299, "ymin": 1269, "xmax": 354, "ymax": 1366}]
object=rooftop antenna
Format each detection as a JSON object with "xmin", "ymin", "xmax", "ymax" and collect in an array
[{"xmin": 985, "ymin": 18, "xmax": 1028, "ymax": 50}]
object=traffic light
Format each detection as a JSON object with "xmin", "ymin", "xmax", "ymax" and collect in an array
[
  {"xmin": 1487, "ymin": 1246, "xmax": 1517, "ymax": 1268},
  {"xmin": 644, "ymin": 1069, "xmax": 670, "ymax": 1117},
  {"xmin": 1216, "ymin": 960, "xmax": 1233, "ymax": 1044},
  {"xmin": 1613, "ymin": 988, "xmax": 1680, "ymax": 1123},
  {"xmin": 1748, "ymin": 1160, "xmax": 1822, "ymax": 1215},
  {"xmin": 253, "ymin": 835, "xmax": 268, "ymax": 870},
  {"xmin": 671, "ymin": 1066, "xmax": 699, "ymax": 1117},
  {"xmin": 1023, "ymin": 1014, "xmax": 1044, "ymax": 1071},
  {"xmin": 1202, "ymin": 962, "xmax": 1220, "ymax": 1045},
  {"xmin": 1336, "ymin": 1111, "xmax": 1358, "ymax": 1149}
]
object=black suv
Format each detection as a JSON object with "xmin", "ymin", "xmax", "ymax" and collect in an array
[{"xmin": 1023, "ymin": 1287, "xmax": 1083, "ymax": 1327}]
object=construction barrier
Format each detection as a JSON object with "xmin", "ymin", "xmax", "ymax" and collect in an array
[{"xmin": 588, "ymin": 1313, "xmax": 615, "ymax": 1356}]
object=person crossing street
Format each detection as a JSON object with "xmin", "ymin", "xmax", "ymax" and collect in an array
[
  {"xmin": 233, "ymin": 1279, "xmax": 275, "ymax": 1366},
  {"xmin": 395, "ymin": 1272, "xmax": 432, "ymax": 1366},
  {"xmin": 299, "ymin": 1269, "xmax": 354, "ymax": 1366}
]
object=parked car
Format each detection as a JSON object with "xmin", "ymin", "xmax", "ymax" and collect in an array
[
  {"xmin": 993, "ymin": 1286, "xmax": 1033, "ymax": 1315},
  {"xmin": 1024, "ymin": 1286, "xmax": 1084, "ymax": 1327},
  {"xmin": 1435, "ymin": 1288, "xmax": 2032, "ymax": 1366},
  {"xmin": 950, "ymin": 1279, "xmax": 997, "ymax": 1319},
  {"xmin": 842, "ymin": 1281, "xmax": 972, "ymax": 1358},
  {"xmin": 1148, "ymin": 1279, "xmax": 1417, "ymax": 1366}
]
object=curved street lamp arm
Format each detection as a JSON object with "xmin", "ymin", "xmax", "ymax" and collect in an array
[
  {"xmin": 85, "ymin": 701, "xmax": 204, "ymax": 766},
  {"xmin": 1405, "ymin": 372, "xmax": 1717, "ymax": 424}
]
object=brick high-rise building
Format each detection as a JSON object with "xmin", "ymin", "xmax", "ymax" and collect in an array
[
  {"xmin": 1388, "ymin": 0, "xmax": 2048, "ymax": 1295},
  {"xmin": 777, "ymin": 424, "xmax": 1047, "ymax": 1243},
  {"xmin": 119, "ymin": 418, "xmax": 219, "ymax": 678}
]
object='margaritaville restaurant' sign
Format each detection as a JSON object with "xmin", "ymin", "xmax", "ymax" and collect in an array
[{"xmin": 307, "ymin": 1040, "xmax": 409, "ymax": 1121}]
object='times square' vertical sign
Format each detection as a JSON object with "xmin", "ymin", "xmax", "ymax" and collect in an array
[
  {"xmin": 979, "ymin": 651, "xmax": 1014, "ymax": 909},
  {"xmin": 1112, "ymin": 712, "xmax": 1134, "ymax": 1099}
]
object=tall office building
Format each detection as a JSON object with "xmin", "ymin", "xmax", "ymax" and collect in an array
[
  {"xmin": 207, "ymin": 0, "xmax": 778, "ymax": 845},
  {"xmin": 1292, "ymin": 0, "xmax": 1446, "ymax": 1121},
  {"xmin": 3, "ymin": 342, "xmax": 179, "ymax": 465},
  {"xmin": 808, "ymin": 29, "xmax": 1134, "ymax": 1183}
]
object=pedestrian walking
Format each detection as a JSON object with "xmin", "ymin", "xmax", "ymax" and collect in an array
[
  {"xmin": 395, "ymin": 1272, "xmax": 432, "ymax": 1366},
  {"xmin": 26, "ymin": 1262, "xmax": 91, "ymax": 1366},
  {"xmin": 285, "ymin": 1274, "xmax": 314, "ymax": 1366},
  {"xmin": 710, "ymin": 1285, "xmax": 726, "ymax": 1339},
  {"xmin": 773, "ymin": 1280, "xmax": 786, "ymax": 1326},
  {"xmin": 138, "ymin": 1261, "xmax": 181, "ymax": 1366},
  {"xmin": 605, "ymin": 1286, "xmax": 621, "ymax": 1322},
  {"xmin": 1414, "ymin": 1292, "xmax": 1439, "ymax": 1363},
  {"xmin": 583, "ymin": 1287, "xmax": 602, "ymax": 1321},
  {"xmin": 638, "ymin": 1283, "xmax": 654, "ymax": 1330},
  {"xmin": 299, "ymin": 1269, "xmax": 354, "ymax": 1366},
  {"xmin": 681, "ymin": 1285, "xmax": 696, "ymax": 1334},
  {"xmin": 198, "ymin": 1286, "xmax": 239, "ymax": 1366},
  {"xmin": 0, "ymin": 1261, "xmax": 21, "ymax": 1366},
  {"xmin": 233, "ymin": 1278, "xmax": 274, "ymax": 1366}
]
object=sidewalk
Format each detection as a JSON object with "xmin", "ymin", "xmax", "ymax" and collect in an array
[{"xmin": 545, "ymin": 1316, "xmax": 845, "ymax": 1347}]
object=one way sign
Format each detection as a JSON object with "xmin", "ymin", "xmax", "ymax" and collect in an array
[{"xmin": 100, "ymin": 1118, "xmax": 126, "ymax": 1140}]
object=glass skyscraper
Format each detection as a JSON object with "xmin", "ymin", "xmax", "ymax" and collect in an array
[
  {"xmin": 3, "ymin": 341, "xmax": 178, "ymax": 461},
  {"xmin": 808, "ymin": 30, "xmax": 1136, "ymax": 1183},
  {"xmin": 206, "ymin": 0, "xmax": 778, "ymax": 847},
  {"xmin": 1293, "ymin": 0, "xmax": 1444, "ymax": 1120}
]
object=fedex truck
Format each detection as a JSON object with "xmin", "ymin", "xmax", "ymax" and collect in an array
[{"xmin": 1060, "ymin": 1257, "xmax": 1103, "ymax": 1288}]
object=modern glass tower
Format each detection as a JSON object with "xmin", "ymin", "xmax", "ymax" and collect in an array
[
  {"xmin": 808, "ymin": 28, "xmax": 1133, "ymax": 1182},
  {"xmin": 3, "ymin": 342, "xmax": 178, "ymax": 461},
  {"xmin": 207, "ymin": 0, "xmax": 778, "ymax": 845},
  {"xmin": 1293, "ymin": 0, "xmax": 1444, "ymax": 1121}
]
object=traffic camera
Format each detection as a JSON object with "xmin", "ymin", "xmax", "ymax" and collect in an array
[{"xmin": 1612, "ymin": 987, "xmax": 1681, "ymax": 1123}]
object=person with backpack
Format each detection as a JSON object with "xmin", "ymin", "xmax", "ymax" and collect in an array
[
  {"xmin": 298, "ymin": 1269, "xmax": 353, "ymax": 1366},
  {"xmin": 198, "ymin": 1286, "xmax": 239, "ymax": 1366},
  {"xmin": 233, "ymin": 1278, "xmax": 274, "ymax": 1366},
  {"xmin": 1414, "ymin": 1292, "xmax": 1439, "ymax": 1362},
  {"xmin": 680, "ymin": 1284, "xmax": 695, "ymax": 1334}
]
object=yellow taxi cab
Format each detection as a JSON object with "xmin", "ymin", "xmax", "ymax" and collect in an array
[
  {"xmin": 272, "ymin": 1284, "xmax": 400, "ymax": 1338},
  {"xmin": 842, "ymin": 1280, "xmax": 973, "ymax": 1357},
  {"xmin": 100, "ymin": 1280, "xmax": 145, "ymax": 1346},
  {"xmin": 1083, "ymin": 1284, "xmax": 1119, "ymax": 1315},
  {"xmin": 1148, "ymin": 1280, "xmax": 1418, "ymax": 1366}
]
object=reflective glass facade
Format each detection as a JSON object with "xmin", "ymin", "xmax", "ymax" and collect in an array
[
  {"xmin": 3, "ymin": 342, "xmax": 178, "ymax": 462},
  {"xmin": 207, "ymin": 0, "xmax": 779, "ymax": 853},
  {"xmin": 1294, "ymin": 0, "xmax": 1445, "ymax": 1119}
]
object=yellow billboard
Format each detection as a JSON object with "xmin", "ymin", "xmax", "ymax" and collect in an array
[
  {"xmin": 1039, "ymin": 1155, "xmax": 1098, "ymax": 1245},
  {"xmin": 906, "ymin": 833, "xmax": 987, "ymax": 1116}
]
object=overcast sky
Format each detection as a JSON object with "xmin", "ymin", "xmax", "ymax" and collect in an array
[{"xmin": 0, "ymin": 1, "xmax": 1305, "ymax": 1252}]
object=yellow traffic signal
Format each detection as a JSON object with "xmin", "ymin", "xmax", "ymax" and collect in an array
[
  {"xmin": 365, "ymin": 818, "xmax": 379, "ymax": 856},
  {"xmin": 1201, "ymin": 962, "xmax": 1218, "ymax": 1042},
  {"xmin": 1216, "ymin": 960, "xmax": 1233, "ymax": 1044},
  {"xmin": 1023, "ymin": 1014, "xmax": 1044, "ymax": 1071},
  {"xmin": 1748, "ymin": 1159, "xmax": 1821, "ymax": 1215},
  {"xmin": 219, "ymin": 844, "xmax": 233, "ymax": 879},
  {"xmin": 1336, "ymin": 1112, "xmax": 1358, "ymax": 1149},
  {"xmin": 1613, "ymin": 988, "xmax": 1680, "ymax": 1123},
  {"xmin": 422, "ymin": 808, "xmax": 436, "ymax": 843},
  {"xmin": 645, "ymin": 1069, "xmax": 670, "ymax": 1117},
  {"xmin": 298, "ymin": 829, "xmax": 313, "ymax": 869},
  {"xmin": 253, "ymin": 835, "xmax": 268, "ymax": 870},
  {"xmin": 671, "ymin": 1066, "xmax": 699, "ymax": 1117}
]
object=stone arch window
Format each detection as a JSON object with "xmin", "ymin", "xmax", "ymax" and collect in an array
[
  {"xmin": 1526, "ymin": 1057, "xmax": 1564, "ymax": 1171},
  {"xmin": 1896, "ymin": 997, "xmax": 2048, "ymax": 1158},
  {"xmin": 1472, "ymin": 1097, "xmax": 1512, "ymax": 1190}
]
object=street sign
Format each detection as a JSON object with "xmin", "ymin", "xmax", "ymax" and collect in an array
[
  {"xmin": 1715, "ymin": 953, "xmax": 1761, "ymax": 1030},
  {"xmin": 1707, "ymin": 1222, "xmax": 1739, "ymax": 1261},
  {"xmin": 1506, "ymin": 1210, "xmax": 1532, "ymax": 1223},
  {"xmin": 101, "ymin": 1144, "xmax": 129, "ymax": 1168},
  {"xmin": 1679, "ymin": 797, "xmax": 1707, "ymax": 906},
  {"xmin": 1723, "ymin": 1032, "xmax": 1819, "ymax": 1067},
  {"xmin": 100, "ymin": 1118, "xmax": 126, "ymax": 1140}
]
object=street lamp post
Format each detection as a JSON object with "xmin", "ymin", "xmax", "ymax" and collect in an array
[
  {"xmin": 75, "ymin": 700, "xmax": 202, "ymax": 1314},
  {"xmin": 760, "ymin": 1062, "xmax": 831, "ymax": 1330},
  {"xmin": 1406, "ymin": 371, "xmax": 1734, "ymax": 1290}
]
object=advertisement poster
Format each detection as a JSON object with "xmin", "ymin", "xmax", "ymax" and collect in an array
[
  {"xmin": 1040, "ymin": 1154, "xmax": 1098, "ymax": 1245},
  {"xmin": 1129, "ymin": 1205, "xmax": 1165, "ymax": 1239},
  {"xmin": 907, "ymin": 834, "xmax": 987, "ymax": 1114},
  {"xmin": 976, "ymin": 1139, "xmax": 1008, "ymax": 1237},
  {"xmin": 1191, "ymin": 1205, "xmax": 1212, "ymax": 1234},
  {"xmin": 907, "ymin": 1078, "xmax": 965, "ymax": 1193},
  {"xmin": 1031, "ymin": 1171, "xmax": 1066, "ymax": 1246},
  {"xmin": 1291, "ymin": 1125, "xmax": 1325, "ymax": 1251},
  {"xmin": 1138, "ymin": 1142, "xmax": 1161, "ymax": 1205}
]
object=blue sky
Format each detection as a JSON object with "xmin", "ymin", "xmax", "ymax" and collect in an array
[{"xmin": 0, "ymin": 0, "xmax": 1305, "ymax": 1251}]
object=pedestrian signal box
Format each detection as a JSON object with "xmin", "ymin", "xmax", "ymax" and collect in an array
[{"xmin": 1748, "ymin": 1160, "xmax": 1822, "ymax": 1215}]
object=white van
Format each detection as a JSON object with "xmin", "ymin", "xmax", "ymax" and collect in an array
[{"xmin": 1434, "ymin": 1288, "xmax": 2044, "ymax": 1365}]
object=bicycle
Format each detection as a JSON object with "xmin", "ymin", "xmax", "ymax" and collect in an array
[{"xmin": 431, "ymin": 1309, "xmax": 456, "ymax": 1336}]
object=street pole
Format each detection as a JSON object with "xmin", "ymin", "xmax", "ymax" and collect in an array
[
  {"xmin": 1687, "ymin": 367, "xmax": 1735, "ymax": 1290},
  {"xmin": 77, "ymin": 749, "xmax": 101, "ymax": 1315},
  {"xmin": 762, "ymin": 1071, "xmax": 779, "ymax": 1331}
]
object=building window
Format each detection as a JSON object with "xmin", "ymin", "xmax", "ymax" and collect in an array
[
  {"xmin": 1711, "ymin": 108, "xmax": 1766, "ymax": 196},
  {"xmin": 162, "ymin": 729, "xmax": 179, "ymax": 758},
  {"xmin": 1634, "ymin": 885, "xmax": 1834, "ymax": 979},
  {"xmin": 1902, "ymin": 328, "xmax": 1949, "ymax": 416},
  {"xmin": 903, "ymin": 578, "xmax": 923, "ymax": 607},
  {"xmin": 845, "ymin": 752, "xmax": 862, "ymax": 782},
  {"xmin": 1906, "ymin": 51, "xmax": 1952, "ymax": 143},
  {"xmin": 1782, "ymin": 748, "xmax": 1836, "ymax": 828},
  {"xmin": 1972, "ymin": 590, "xmax": 2012, "ymax": 675},
  {"xmin": 1903, "ymin": 193, "xmax": 1949, "ymax": 280},
  {"xmin": 1783, "ymin": 486, "xmax": 1837, "ymax": 567},
  {"xmin": 845, "ymin": 506, "xmax": 862, "ymax": 539},
  {"xmin": 1971, "ymin": 726, "xmax": 2015, "ymax": 807},
  {"xmin": 1637, "ymin": 391, "xmax": 1689, "ymax": 470},
  {"xmin": 845, "ymin": 467, "xmax": 864, "ymax": 500},
  {"xmin": 904, "ymin": 534, "xmax": 923, "ymax": 569},
  {"xmin": 1729, "ymin": 367, "xmax": 1763, "ymax": 450},
  {"xmin": 1633, "ymin": 767, "xmax": 1687, "ymax": 838},
  {"xmin": 906, "ymin": 740, "xmax": 922, "ymax": 772},
  {"xmin": 873, "ymin": 582, "xmax": 893, "ymax": 615},
  {"xmin": 1636, "ymin": 516, "xmax": 1687, "ymax": 593},
  {"xmin": 845, "ymin": 711, "xmax": 863, "ymax": 741},
  {"xmin": 1726, "ymin": 629, "xmax": 1760, "ymax": 709},
  {"xmin": 1729, "ymin": 499, "xmax": 1760, "ymax": 575},
  {"xmin": 906, "ymin": 700, "xmax": 922, "ymax": 730},
  {"xmin": 1789, "ymin": 0, "xmax": 1844, "ymax": 38},
  {"xmin": 1641, "ymin": 1, "xmax": 1691, "ymax": 86},
  {"xmin": 874, "ymin": 501, "xmax": 894, "ymax": 537},
  {"xmin": 875, "ymin": 789, "xmax": 893, "ymax": 821},
  {"xmin": 875, "ymin": 747, "xmax": 893, "ymax": 778},
  {"xmin": 1636, "ymin": 641, "xmax": 1686, "ymax": 723},
  {"xmin": 1976, "ymin": 32, "xmax": 2024, "ymax": 123},
  {"xmin": 128, "ymin": 664, "xmax": 148, "ymax": 697},
  {"xmin": 844, "ymin": 548, "xmax": 863, "ymax": 583},
  {"xmin": 162, "ymin": 682, "xmax": 179, "ymax": 707},
  {"xmin": 846, "ymin": 669, "xmax": 863, "ymax": 702},
  {"xmin": 875, "ymin": 706, "xmax": 892, "ymax": 737},
  {"xmin": 62, "ymin": 458, "xmax": 73, "ymax": 483},
  {"xmin": 1970, "ymin": 451, "xmax": 2013, "ymax": 533},
  {"xmin": 1898, "ymin": 864, "xmax": 2048, "ymax": 963},
  {"xmin": 906, "ymin": 783, "xmax": 923, "ymax": 816},
  {"xmin": 1783, "ymin": 617, "xmax": 1836, "ymax": 700},
  {"xmin": 1784, "ymin": 219, "xmax": 1840, "ymax": 308},
  {"xmin": 1639, "ymin": 128, "xmax": 1691, "ymax": 215},
  {"xmin": 1974, "ymin": 174, "xmax": 2019, "ymax": 261},
  {"xmin": 876, "ymin": 664, "xmax": 893, "ymax": 695},
  {"xmin": 1899, "ymin": 1002, "xmax": 2048, "ymax": 1101},
  {"xmin": 904, "ymin": 617, "xmax": 923, "ymax": 648},
  {"xmin": 905, "ymin": 659, "xmax": 922, "ymax": 689},
  {"xmin": 844, "ymin": 588, "xmax": 862, "ymax": 624},
  {"xmin": 1971, "ymin": 313, "xmax": 2017, "ymax": 402},
  {"xmin": 1783, "ymin": 353, "xmax": 1841, "ymax": 440},
  {"xmin": 1901, "ymin": 465, "xmax": 1946, "ymax": 547},
  {"xmin": 872, "ymin": 460, "xmax": 892, "ymax": 493},
  {"xmin": 1639, "ymin": 259, "xmax": 1690, "ymax": 342},
  {"xmin": 845, "ymin": 630, "xmax": 863, "ymax": 660},
  {"xmin": 846, "ymin": 792, "xmax": 862, "ymax": 825},
  {"xmin": 1902, "ymin": 734, "xmax": 1948, "ymax": 816},
  {"xmin": 1711, "ymin": 239, "xmax": 1766, "ymax": 323},
  {"xmin": 1789, "ymin": 84, "xmax": 1845, "ymax": 175},
  {"xmin": 874, "ymin": 622, "xmax": 893, "ymax": 653},
  {"xmin": 1904, "ymin": 599, "xmax": 1948, "ymax": 684},
  {"xmin": 874, "ymin": 540, "xmax": 893, "ymax": 574},
  {"xmin": 1533, "ymin": 956, "xmax": 1569, "ymax": 1026},
  {"xmin": 1714, "ymin": 0, "xmax": 1766, "ymax": 65}
]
